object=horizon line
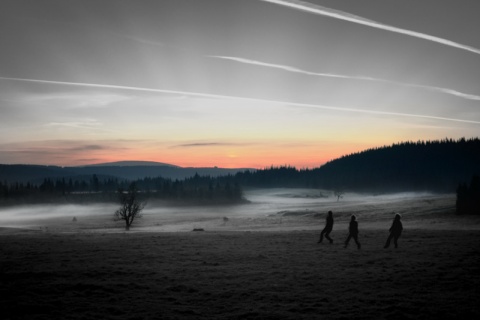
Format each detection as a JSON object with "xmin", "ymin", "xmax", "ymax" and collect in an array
[{"xmin": 2, "ymin": 137, "xmax": 478, "ymax": 169}]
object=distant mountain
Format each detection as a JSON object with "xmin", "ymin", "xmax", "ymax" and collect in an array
[
  {"xmin": 0, "ymin": 165, "xmax": 77, "ymax": 184},
  {"xmin": 0, "ymin": 163, "xmax": 255, "ymax": 184},
  {"xmin": 85, "ymin": 161, "xmax": 179, "ymax": 167},
  {"xmin": 2, "ymin": 138, "xmax": 478, "ymax": 193}
]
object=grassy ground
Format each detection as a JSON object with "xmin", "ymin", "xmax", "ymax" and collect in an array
[{"xmin": 1, "ymin": 228, "xmax": 479, "ymax": 319}]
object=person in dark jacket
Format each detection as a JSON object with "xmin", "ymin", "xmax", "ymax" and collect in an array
[
  {"xmin": 344, "ymin": 215, "xmax": 361, "ymax": 249},
  {"xmin": 318, "ymin": 211, "xmax": 334, "ymax": 244},
  {"xmin": 384, "ymin": 213, "xmax": 403, "ymax": 248}
]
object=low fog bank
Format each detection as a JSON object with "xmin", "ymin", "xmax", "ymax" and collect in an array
[
  {"xmin": 0, "ymin": 203, "xmax": 117, "ymax": 230},
  {"xmin": 1, "ymin": 189, "xmax": 478, "ymax": 233}
]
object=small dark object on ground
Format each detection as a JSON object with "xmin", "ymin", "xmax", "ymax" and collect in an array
[{"xmin": 192, "ymin": 228, "xmax": 205, "ymax": 232}]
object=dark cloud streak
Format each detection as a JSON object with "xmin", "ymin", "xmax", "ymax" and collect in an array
[{"xmin": 171, "ymin": 142, "xmax": 249, "ymax": 148}]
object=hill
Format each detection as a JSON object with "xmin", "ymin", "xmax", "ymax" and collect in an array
[
  {"xmin": 312, "ymin": 138, "xmax": 480, "ymax": 192},
  {"xmin": 0, "ymin": 165, "xmax": 78, "ymax": 184},
  {"xmin": 0, "ymin": 163, "xmax": 254, "ymax": 184},
  {"xmin": 85, "ymin": 161, "xmax": 179, "ymax": 167},
  {"xmin": 232, "ymin": 138, "xmax": 480, "ymax": 192},
  {"xmin": 1, "ymin": 138, "xmax": 478, "ymax": 193}
]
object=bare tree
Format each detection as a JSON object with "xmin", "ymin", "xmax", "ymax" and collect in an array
[
  {"xmin": 334, "ymin": 190, "xmax": 344, "ymax": 202},
  {"xmin": 114, "ymin": 183, "xmax": 145, "ymax": 231}
]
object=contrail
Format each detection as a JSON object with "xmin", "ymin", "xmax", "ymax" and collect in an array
[
  {"xmin": 210, "ymin": 55, "xmax": 354, "ymax": 79},
  {"xmin": 260, "ymin": 0, "xmax": 480, "ymax": 56},
  {"xmin": 210, "ymin": 55, "xmax": 480, "ymax": 101},
  {"xmin": 1, "ymin": 76, "xmax": 479, "ymax": 124}
]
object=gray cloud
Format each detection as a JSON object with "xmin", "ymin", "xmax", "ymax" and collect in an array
[
  {"xmin": 171, "ymin": 142, "xmax": 249, "ymax": 148},
  {"xmin": 69, "ymin": 144, "xmax": 106, "ymax": 152},
  {"xmin": 0, "ymin": 140, "xmax": 133, "ymax": 165}
]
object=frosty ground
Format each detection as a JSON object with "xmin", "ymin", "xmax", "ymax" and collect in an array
[{"xmin": 1, "ymin": 189, "xmax": 479, "ymax": 319}]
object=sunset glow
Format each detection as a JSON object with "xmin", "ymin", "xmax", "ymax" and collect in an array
[{"xmin": 1, "ymin": 0, "xmax": 479, "ymax": 168}]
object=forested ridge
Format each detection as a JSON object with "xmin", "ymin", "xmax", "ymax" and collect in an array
[
  {"xmin": 312, "ymin": 138, "xmax": 480, "ymax": 192},
  {"xmin": 1, "ymin": 138, "xmax": 479, "ymax": 205},
  {"xmin": 232, "ymin": 138, "xmax": 480, "ymax": 193},
  {"xmin": 0, "ymin": 174, "xmax": 243, "ymax": 206}
]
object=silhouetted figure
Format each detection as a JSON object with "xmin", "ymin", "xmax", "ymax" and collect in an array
[
  {"xmin": 344, "ymin": 215, "xmax": 361, "ymax": 249},
  {"xmin": 384, "ymin": 213, "xmax": 403, "ymax": 248},
  {"xmin": 318, "ymin": 211, "xmax": 334, "ymax": 243}
]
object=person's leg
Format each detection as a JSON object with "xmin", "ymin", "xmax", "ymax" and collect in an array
[
  {"xmin": 344, "ymin": 234, "xmax": 351, "ymax": 248},
  {"xmin": 353, "ymin": 234, "xmax": 361, "ymax": 249},
  {"xmin": 325, "ymin": 231, "xmax": 333, "ymax": 244},
  {"xmin": 393, "ymin": 234, "xmax": 399, "ymax": 248},
  {"xmin": 318, "ymin": 230, "xmax": 325, "ymax": 243},
  {"xmin": 384, "ymin": 233, "xmax": 393, "ymax": 248}
]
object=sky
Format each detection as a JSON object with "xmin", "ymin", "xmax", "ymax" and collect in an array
[{"xmin": 0, "ymin": 0, "xmax": 479, "ymax": 168}]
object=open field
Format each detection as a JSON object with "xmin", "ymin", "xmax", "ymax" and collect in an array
[
  {"xmin": 2, "ymin": 230, "xmax": 480, "ymax": 319},
  {"xmin": 1, "ymin": 190, "xmax": 480, "ymax": 319},
  {"xmin": 1, "ymin": 189, "xmax": 478, "ymax": 233}
]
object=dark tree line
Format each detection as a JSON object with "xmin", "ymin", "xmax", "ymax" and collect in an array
[
  {"xmin": 234, "ymin": 138, "xmax": 480, "ymax": 193},
  {"xmin": 233, "ymin": 166, "xmax": 312, "ymax": 188},
  {"xmin": 0, "ymin": 173, "xmax": 244, "ymax": 206},
  {"xmin": 456, "ymin": 175, "xmax": 480, "ymax": 215},
  {"xmin": 312, "ymin": 138, "xmax": 480, "ymax": 192},
  {"xmin": 0, "ymin": 175, "xmax": 125, "ymax": 205},
  {"xmin": 135, "ymin": 173, "xmax": 243, "ymax": 203}
]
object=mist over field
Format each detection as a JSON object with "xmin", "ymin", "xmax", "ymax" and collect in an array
[
  {"xmin": 1, "ymin": 189, "xmax": 475, "ymax": 233},
  {"xmin": 2, "ymin": 188, "xmax": 480, "ymax": 319}
]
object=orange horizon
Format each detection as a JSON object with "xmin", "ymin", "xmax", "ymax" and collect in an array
[
  {"xmin": 0, "ymin": 147, "xmax": 362, "ymax": 169},
  {"xmin": 5, "ymin": 137, "xmax": 476, "ymax": 168}
]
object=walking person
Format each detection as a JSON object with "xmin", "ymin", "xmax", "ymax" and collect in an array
[
  {"xmin": 344, "ymin": 215, "xmax": 361, "ymax": 249},
  {"xmin": 384, "ymin": 213, "xmax": 403, "ymax": 248},
  {"xmin": 318, "ymin": 211, "xmax": 334, "ymax": 244}
]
